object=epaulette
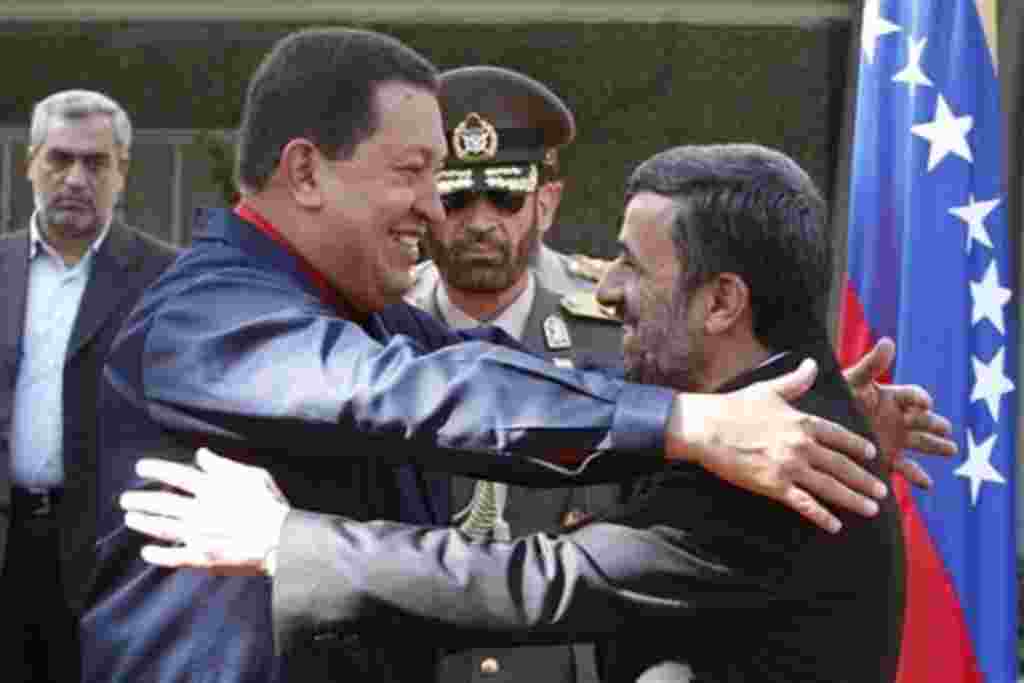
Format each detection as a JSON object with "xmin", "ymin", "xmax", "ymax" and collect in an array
[
  {"xmin": 560, "ymin": 291, "xmax": 620, "ymax": 324},
  {"xmin": 566, "ymin": 253, "xmax": 612, "ymax": 284}
]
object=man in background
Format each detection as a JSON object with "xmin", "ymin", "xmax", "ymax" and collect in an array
[
  {"xmin": 0, "ymin": 89, "xmax": 176, "ymax": 682},
  {"xmin": 407, "ymin": 66, "xmax": 609, "ymax": 301},
  {"xmin": 410, "ymin": 65, "xmax": 622, "ymax": 683}
]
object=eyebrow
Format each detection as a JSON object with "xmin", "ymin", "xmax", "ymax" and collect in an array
[{"xmin": 47, "ymin": 148, "xmax": 113, "ymax": 161}]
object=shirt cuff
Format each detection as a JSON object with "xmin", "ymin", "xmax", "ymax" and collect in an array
[{"xmin": 608, "ymin": 383, "xmax": 676, "ymax": 457}]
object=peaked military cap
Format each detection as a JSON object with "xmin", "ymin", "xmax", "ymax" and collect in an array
[{"xmin": 437, "ymin": 65, "xmax": 575, "ymax": 196}]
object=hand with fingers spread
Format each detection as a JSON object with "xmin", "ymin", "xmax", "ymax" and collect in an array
[
  {"xmin": 666, "ymin": 358, "xmax": 884, "ymax": 534},
  {"xmin": 120, "ymin": 448, "xmax": 290, "ymax": 576},
  {"xmin": 843, "ymin": 337, "xmax": 957, "ymax": 489}
]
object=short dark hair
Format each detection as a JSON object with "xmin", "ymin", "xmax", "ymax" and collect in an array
[
  {"xmin": 625, "ymin": 144, "xmax": 831, "ymax": 351},
  {"xmin": 236, "ymin": 27, "xmax": 439, "ymax": 192}
]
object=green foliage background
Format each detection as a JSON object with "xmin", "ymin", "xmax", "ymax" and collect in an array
[{"xmin": 0, "ymin": 19, "xmax": 849, "ymax": 256}]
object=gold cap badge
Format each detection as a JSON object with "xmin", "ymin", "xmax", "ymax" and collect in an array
[{"xmin": 452, "ymin": 112, "xmax": 499, "ymax": 162}]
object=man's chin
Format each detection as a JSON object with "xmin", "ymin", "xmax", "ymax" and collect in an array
[{"xmin": 43, "ymin": 213, "xmax": 103, "ymax": 239}]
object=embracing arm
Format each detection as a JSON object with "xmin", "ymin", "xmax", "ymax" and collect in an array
[
  {"xmin": 111, "ymin": 266, "xmax": 891, "ymax": 529},
  {"xmin": 118, "ymin": 453, "xmax": 775, "ymax": 653},
  {"xmin": 270, "ymin": 509, "xmax": 773, "ymax": 654}
]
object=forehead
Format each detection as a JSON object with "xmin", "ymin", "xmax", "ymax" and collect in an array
[
  {"xmin": 621, "ymin": 192, "xmax": 680, "ymax": 258},
  {"xmin": 367, "ymin": 81, "xmax": 447, "ymax": 161},
  {"xmin": 38, "ymin": 114, "xmax": 118, "ymax": 154}
]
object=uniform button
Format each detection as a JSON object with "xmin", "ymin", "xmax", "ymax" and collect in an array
[{"xmin": 480, "ymin": 656, "xmax": 500, "ymax": 674}]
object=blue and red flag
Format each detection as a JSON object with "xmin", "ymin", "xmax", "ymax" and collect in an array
[{"xmin": 839, "ymin": 0, "xmax": 1017, "ymax": 680}]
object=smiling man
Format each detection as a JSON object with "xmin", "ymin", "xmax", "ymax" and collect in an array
[{"xmin": 84, "ymin": 27, "xmax": 944, "ymax": 683}]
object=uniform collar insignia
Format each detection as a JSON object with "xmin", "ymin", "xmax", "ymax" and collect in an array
[{"xmin": 543, "ymin": 314, "xmax": 572, "ymax": 351}]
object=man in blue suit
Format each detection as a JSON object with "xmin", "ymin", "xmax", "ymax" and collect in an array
[{"xmin": 83, "ymin": 27, "xmax": 950, "ymax": 683}]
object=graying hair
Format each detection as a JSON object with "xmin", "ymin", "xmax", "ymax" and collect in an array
[{"xmin": 29, "ymin": 89, "xmax": 132, "ymax": 154}]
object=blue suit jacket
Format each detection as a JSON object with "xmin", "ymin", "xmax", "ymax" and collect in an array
[{"xmin": 82, "ymin": 208, "xmax": 672, "ymax": 682}]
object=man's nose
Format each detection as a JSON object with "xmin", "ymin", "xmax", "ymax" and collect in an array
[
  {"xmin": 463, "ymin": 197, "xmax": 502, "ymax": 233},
  {"xmin": 63, "ymin": 160, "xmax": 90, "ymax": 187}
]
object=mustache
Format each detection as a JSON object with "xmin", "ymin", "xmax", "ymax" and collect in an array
[{"xmin": 449, "ymin": 232, "xmax": 510, "ymax": 255}]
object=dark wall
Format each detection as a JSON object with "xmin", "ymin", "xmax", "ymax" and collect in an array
[{"xmin": 0, "ymin": 19, "xmax": 850, "ymax": 257}]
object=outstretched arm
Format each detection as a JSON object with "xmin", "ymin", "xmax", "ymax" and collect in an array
[{"xmin": 131, "ymin": 271, "xmax": 883, "ymax": 530}]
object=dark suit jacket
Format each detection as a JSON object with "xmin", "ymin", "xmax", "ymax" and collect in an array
[
  {"xmin": 82, "ymin": 208, "xmax": 672, "ymax": 683},
  {"xmin": 272, "ymin": 344, "xmax": 906, "ymax": 683},
  {"xmin": 415, "ymin": 281, "xmax": 624, "ymax": 683},
  {"xmin": 0, "ymin": 222, "xmax": 176, "ymax": 614}
]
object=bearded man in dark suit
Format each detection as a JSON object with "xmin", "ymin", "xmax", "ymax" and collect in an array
[{"xmin": 0, "ymin": 89, "xmax": 177, "ymax": 682}]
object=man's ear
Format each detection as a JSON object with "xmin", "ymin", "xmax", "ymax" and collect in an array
[
  {"xmin": 702, "ymin": 272, "xmax": 751, "ymax": 335},
  {"xmin": 535, "ymin": 179, "xmax": 564, "ymax": 235},
  {"xmin": 279, "ymin": 139, "xmax": 322, "ymax": 209}
]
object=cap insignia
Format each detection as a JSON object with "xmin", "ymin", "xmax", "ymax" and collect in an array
[{"xmin": 453, "ymin": 112, "xmax": 499, "ymax": 162}]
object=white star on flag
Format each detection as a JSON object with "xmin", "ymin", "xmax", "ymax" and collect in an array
[
  {"xmin": 971, "ymin": 347, "xmax": 1015, "ymax": 421},
  {"xmin": 861, "ymin": 0, "xmax": 902, "ymax": 64},
  {"xmin": 955, "ymin": 430, "xmax": 1006, "ymax": 506},
  {"xmin": 911, "ymin": 94, "xmax": 974, "ymax": 171},
  {"xmin": 893, "ymin": 36, "xmax": 934, "ymax": 89},
  {"xmin": 970, "ymin": 261, "xmax": 1012, "ymax": 334},
  {"xmin": 949, "ymin": 194, "xmax": 999, "ymax": 252}
]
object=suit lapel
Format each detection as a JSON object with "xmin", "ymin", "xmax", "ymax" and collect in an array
[
  {"xmin": 66, "ymin": 223, "xmax": 141, "ymax": 359},
  {"xmin": 0, "ymin": 232, "xmax": 30, "ymax": 365},
  {"xmin": 0, "ymin": 233, "xmax": 29, "ymax": 499}
]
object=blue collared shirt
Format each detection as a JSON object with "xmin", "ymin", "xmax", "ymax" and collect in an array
[{"xmin": 9, "ymin": 213, "xmax": 109, "ymax": 490}]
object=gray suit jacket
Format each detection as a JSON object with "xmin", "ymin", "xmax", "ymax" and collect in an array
[
  {"xmin": 0, "ymin": 222, "xmax": 177, "ymax": 612},
  {"xmin": 412, "ymin": 281, "xmax": 623, "ymax": 683}
]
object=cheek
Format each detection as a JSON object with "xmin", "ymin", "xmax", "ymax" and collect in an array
[
  {"xmin": 94, "ymin": 172, "xmax": 124, "ymax": 203},
  {"xmin": 31, "ymin": 170, "xmax": 57, "ymax": 195},
  {"xmin": 378, "ymin": 186, "xmax": 417, "ymax": 215}
]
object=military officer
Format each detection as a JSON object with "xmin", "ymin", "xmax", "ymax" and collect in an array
[
  {"xmin": 407, "ymin": 68, "xmax": 612, "ymax": 301},
  {"xmin": 406, "ymin": 65, "xmax": 620, "ymax": 683}
]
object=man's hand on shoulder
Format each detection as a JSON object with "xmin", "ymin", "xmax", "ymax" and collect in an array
[{"xmin": 666, "ymin": 358, "xmax": 885, "ymax": 534}]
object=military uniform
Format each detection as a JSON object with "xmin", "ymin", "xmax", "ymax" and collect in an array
[
  {"xmin": 410, "ymin": 273, "xmax": 622, "ymax": 683},
  {"xmin": 415, "ymin": 65, "xmax": 624, "ymax": 683}
]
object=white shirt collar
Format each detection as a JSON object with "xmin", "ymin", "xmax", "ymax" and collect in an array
[{"xmin": 436, "ymin": 272, "xmax": 536, "ymax": 341}]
